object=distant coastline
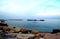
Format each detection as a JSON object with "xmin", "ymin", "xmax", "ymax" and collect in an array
[
  {"xmin": 0, "ymin": 19, "xmax": 45, "ymax": 21},
  {"xmin": 27, "ymin": 19, "xmax": 45, "ymax": 21}
]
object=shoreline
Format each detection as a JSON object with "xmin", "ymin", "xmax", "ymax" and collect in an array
[{"xmin": 0, "ymin": 26, "xmax": 60, "ymax": 39}]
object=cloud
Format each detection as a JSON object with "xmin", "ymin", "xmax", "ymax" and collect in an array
[
  {"xmin": 34, "ymin": 9, "xmax": 60, "ymax": 17},
  {"xmin": 0, "ymin": 0, "xmax": 38, "ymax": 13},
  {"xmin": 0, "ymin": 0, "xmax": 60, "ymax": 19},
  {"xmin": 32, "ymin": 0, "xmax": 60, "ymax": 18}
]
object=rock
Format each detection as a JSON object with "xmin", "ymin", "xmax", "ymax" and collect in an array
[
  {"xmin": 0, "ymin": 23, "xmax": 8, "ymax": 26},
  {"xmin": 14, "ymin": 28, "xmax": 20, "ymax": 33},
  {"xmin": 9, "ymin": 27, "xmax": 20, "ymax": 33},
  {"xmin": 31, "ymin": 30, "xmax": 39, "ymax": 35},
  {"xmin": 28, "ymin": 30, "xmax": 32, "ymax": 34},
  {"xmin": 2, "ymin": 26, "xmax": 11, "ymax": 32},
  {"xmin": 28, "ymin": 37, "xmax": 35, "ymax": 39},
  {"xmin": 9, "ymin": 30, "xmax": 15, "ymax": 33},
  {"xmin": 17, "ymin": 34, "xmax": 35, "ymax": 39},
  {"xmin": 0, "ymin": 26, "xmax": 3, "ymax": 30},
  {"xmin": 20, "ymin": 28, "xmax": 28, "ymax": 34},
  {"xmin": 11, "ymin": 27, "xmax": 20, "ymax": 33},
  {"xmin": 51, "ymin": 29, "xmax": 60, "ymax": 34},
  {"xmin": 10, "ymin": 33, "xmax": 17, "ymax": 38},
  {"xmin": 6, "ymin": 33, "xmax": 17, "ymax": 38}
]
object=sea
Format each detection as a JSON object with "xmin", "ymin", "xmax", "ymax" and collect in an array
[{"xmin": 5, "ymin": 19, "xmax": 60, "ymax": 32}]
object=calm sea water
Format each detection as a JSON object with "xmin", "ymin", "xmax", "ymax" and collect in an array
[{"xmin": 6, "ymin": 19, "xmax": 60, "ymax": 32}]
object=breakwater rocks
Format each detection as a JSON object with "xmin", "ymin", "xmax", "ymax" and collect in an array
[
  {"xmin": 0, "ymin": 26, "xmax": 60, "ymax": 39},
  {"xmin": 51, "ymin": 29, "xmax": 60, "ymax": 34}
]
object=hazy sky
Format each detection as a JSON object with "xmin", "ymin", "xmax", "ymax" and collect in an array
[{"xmin": 0, "ymin": 0, "xmax": 60, "ymax": 19}]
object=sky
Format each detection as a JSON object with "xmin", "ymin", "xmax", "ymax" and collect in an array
[{"xmin": 0, "ymin": 0, "xmax": 60, "ymax": 19}]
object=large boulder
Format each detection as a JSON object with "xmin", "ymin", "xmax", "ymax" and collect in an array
[
  {"xmin": 0, "ymin": 23, "xmax": 8, "ymax": 26},
  {"xmin": 51, "ymin": 29, "xmax": 60, "ymax": 34},
  {"xmin": 9, "ymin": 27, "xmax": 20, "ymax": 33},
  {"xmin": 10, "ymin": 27, "xmax": 21, "ymax": 33},
  {"xmin": 2, "ymin": 26, "xmax": 11, "ymax": 32},
  {"xmin": 13, "ymin": 28, "xmax": 20, "ymax": 33},
  {"xmin": 31, "ymin": 30, "xmax": 39, "ymax": 35},
  {"xmin": 20, "ymin": 28, "xmax": 28, "ymax": 34}
]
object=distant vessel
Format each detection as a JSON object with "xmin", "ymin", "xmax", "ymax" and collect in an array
[{"xmin": 40, "ymin": 19, "xmax": 45, "ymax": 21}]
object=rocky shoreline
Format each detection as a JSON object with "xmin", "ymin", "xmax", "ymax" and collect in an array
[
  {"xmin": 0, "ymin": 20, "xmax": 60, "ymax": 39},
  {"xmin": 0, "ymin": 25, "xmax": 60, "ymax": 39}
]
